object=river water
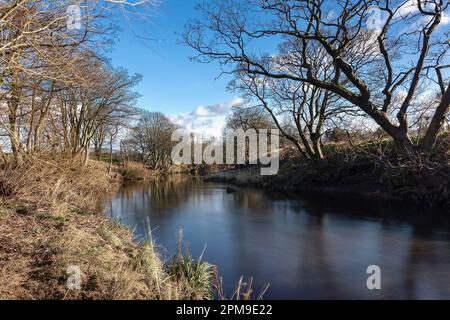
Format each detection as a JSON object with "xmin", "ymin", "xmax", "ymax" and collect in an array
[{"xmin": 100, "ymin": 176, "xmax": 450, "ymax": 299}]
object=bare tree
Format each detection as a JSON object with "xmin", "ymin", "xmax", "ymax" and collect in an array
[
  {"xmin": 107, "ymin": 124, "xmax": 120, "ymax": 174},
  {"xmin": 230, "ymin": 73, "xmax": 349, "ymax": 160},
  {"xmin": 225, "ymin": 105, "xmax": 273, "ymax": 132},
  {"xmin": 56, "ymin": 64, "xmax": 141, "ymax": 165},
  {"xmin": 184, "ymin": 0, "xmax": 450, "ymax": 158},
  {"xmin": 128, "ymin": 111, "xmax": 177, "ymax": 172},
  {"xmin": 0, "ymin": 0, "xmax": 156, "ymax": 163}
]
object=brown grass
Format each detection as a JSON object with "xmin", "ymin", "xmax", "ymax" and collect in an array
[
  {"xmin": 120, "ymin": 161, "xmax": 151, "ymax": 181},
  {"xmin": 0, "ymin": 157, "xmax": 111, "ymax": 212},
  {"xmin": 0, "ymin": 156, "xmax": 204, "ymax": 300}
]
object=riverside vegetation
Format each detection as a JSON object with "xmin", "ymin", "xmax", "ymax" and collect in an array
[
  {"xmin": 0, "ymin": 0, "xmax": 215, "ymax": 300},
  {"xmin": 182, "ymin": 0, "xmax": 450, "ymax": 208},
  {"xmin": 0, "ymin": 156, "xmax": 217, "ymax": 299},
  {"xmin": 0, "ymin": 155, "xmax": 268, "ymax": 299},
  {"xmin": 1, "ymin": 0, "xmax": 450, "ymax": 300},
  {"xmin": 205, "ymin": 132, "xmax": 450, "ymax": 208},
  {"xmin": 0, "ymin": 0, "xmax": 258, "ymax": 300}
]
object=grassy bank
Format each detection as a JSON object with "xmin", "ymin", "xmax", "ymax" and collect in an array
[
  {"xmin": 120, "ymin": 161, "xmax": 154, "ymax": 181},
  {"xmin": 0, "ymin": 157, "xmax": 212, "ymax": 300},
  {"xmin": 205, "ymin": 140, "xmax": 450, "ymax": 208},
  {"xmin": 119, "ymin": 162, "xmax": 193, "ymax": 181}
]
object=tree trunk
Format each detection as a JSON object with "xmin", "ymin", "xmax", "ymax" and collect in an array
[
  {"xmin": 8, "ymin": 87, "xmax": 22, "ymax": 163},
  {"xmin": 421, "ymin": 83, "xmax": 450, "ymax": 154},
  {"xmin": 26, "ymin": 89, "xmax": 36, "ymax": 152},
  {"xmin": 0, "ymin": 145, "xmax": 7, "ymax": 164},
  {"xmin": 361, "ymin": 101, "xmax": 417, "ymax": 157},
  {"xmin": 311, "ymin": 137, "xmax": 324, "ymax": 160},
  {"xmin": 108, "ymin": 139, "xmax": 113, "ymax": 175},
  {"xmin": 83, "ymin": 146, "xmax": 90, "ymax": 167},
  {"xmin": 391, "ymin": 130, "xmax": 417, "ymax": 157}
]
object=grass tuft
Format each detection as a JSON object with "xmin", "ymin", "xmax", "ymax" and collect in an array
[{"xmin": 169, "ymin": 252, "xmax": 215, "ymax": 300}]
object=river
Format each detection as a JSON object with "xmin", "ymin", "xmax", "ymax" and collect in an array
[{"xmin": 100, "ymin": 175, "xmax": 450, "ymax": 299}]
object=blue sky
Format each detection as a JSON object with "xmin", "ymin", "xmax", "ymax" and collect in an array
[
  {"xmin": 108, "ymin": 0, "xmax": 449, "ymax": 137},
  {"xmin": 109, "ymin": 0, "xmax": 240, "ymax": 136}
]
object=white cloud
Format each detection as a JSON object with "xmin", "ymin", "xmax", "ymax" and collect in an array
[
  {"xmin": 192, "ymin": 105, "xmax": 210, "ymax": 117},
  {"xmin": 395, "ymin": 0, "xmax": 450, "ymax": 26},
  {"xmin": 190, "ymin": 97, "xmax": 243, "ymax": 118},
  {"xmin": 396, "ymin": 0, "xmax": 419, "ymax": 18},
  {"xmin": 169, "ymin": 97, "xmax": 243, "ymax": 139},
  {"xmin": 442, "ymin": 11, "xmax": 450, "ymax": 25}
]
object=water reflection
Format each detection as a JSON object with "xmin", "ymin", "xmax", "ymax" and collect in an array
[{"xmin": 100, "ymin": 176, "xmax": 450, "ymax": 299}]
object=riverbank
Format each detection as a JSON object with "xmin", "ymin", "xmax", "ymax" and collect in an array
[
  {"xmin": 120, "ymin": 162, "xmax": 193, "ymax": 181},
  {"xmin": 0, "ymin": 157, "xmax": 211, "ymax": 299},
  {"xmin": 204, "ymin": 143, "xmax": 450, "ymax": 209}
]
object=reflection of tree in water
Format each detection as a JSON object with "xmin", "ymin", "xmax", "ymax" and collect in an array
[
  {"xmin": 122, "ymin": 176, "xmax": 199, "ymax": 215},
  {"xmin": 400, "ymin": 225, "xmax": 450, "ymax": 299},
  {"xmin": 231, "ymin": 188, "xmax": 328, "ymax": 217},
  {"xmin": 231, "ymin": 189, "xmax": 270, "ymax": 212},
  {"xmin": 102, "ymin": 176, "xmax": 450, "ymax": 298}
]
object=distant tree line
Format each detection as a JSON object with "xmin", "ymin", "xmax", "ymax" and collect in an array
[{"xmin": 120, "ymin": 111, "xmax": 178, "ymax": 172}]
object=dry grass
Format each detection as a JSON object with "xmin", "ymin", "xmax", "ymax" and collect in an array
[
  {"xmin": 121, "ymin": 161, "xmax": 151, "ymax": 181},
  {"xmin": 0, "ymin": 156, "xmax": 205, "ymax": 300},
  {"xmin": 0, "ymin": 157, "xmax": 111, "ymax": 213}
]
